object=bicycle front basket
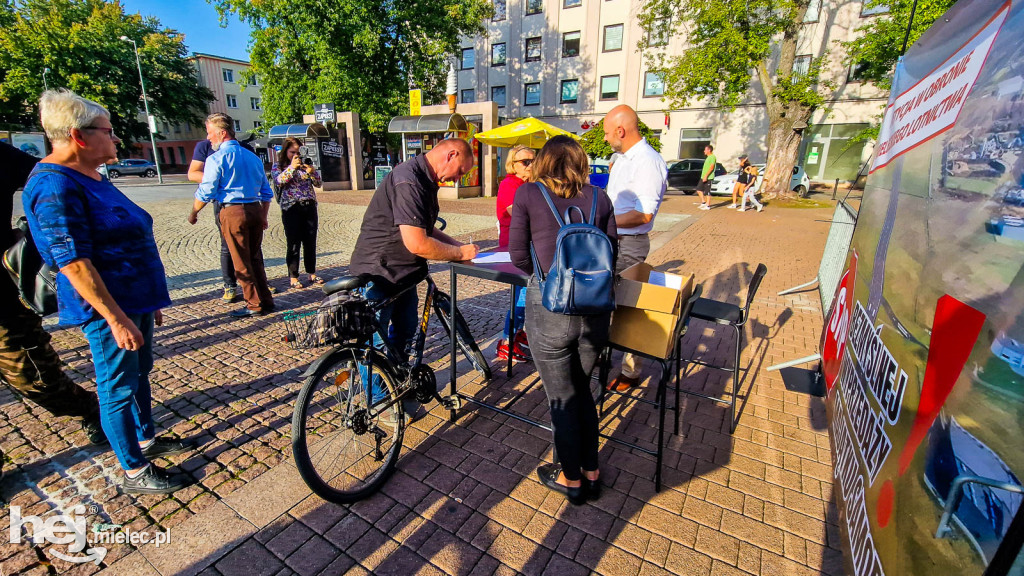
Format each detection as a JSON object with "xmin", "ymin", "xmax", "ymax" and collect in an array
[{"xmin": 281, "ymin": 291, "xmax": 376, "ymax": 350}]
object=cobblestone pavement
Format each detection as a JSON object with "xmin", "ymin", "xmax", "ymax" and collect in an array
[{"xmin": 1, "ymin": 188, "xmax": 842, "ymax": 576}]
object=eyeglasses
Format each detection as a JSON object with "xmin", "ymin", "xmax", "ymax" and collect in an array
[
  {"xmin": 515, "ymin": 158, "xmax": 534, "ymax": 167},
  {"xmin": 82, "ymin": 126, "xmax": 117, "ymax": 138}
]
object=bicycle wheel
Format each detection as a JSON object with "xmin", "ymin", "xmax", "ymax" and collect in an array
[
  {"xmin": 292, "ymin": 346, "xmax": 404, "ymax": 503},
  {"xmin": 433, "ymin": 291, "xmax": 492, "ymax": 380}
]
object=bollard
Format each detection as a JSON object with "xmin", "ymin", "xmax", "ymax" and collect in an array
[{"xmin": 832, "ymin": 178, "xmax": 839, "ymax": 200}]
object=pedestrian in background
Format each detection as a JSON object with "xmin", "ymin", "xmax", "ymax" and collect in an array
[
  {"xmin": 23, "ymin": 90, "xmax": 192, "ymax": 494},
  {"xmin": 508, "ymin": 135, "xmax": 617, "ymax": 505},
  {"xmin": 0, "ymin": 142, "xmax": 105, "ymax": 447},
  {"xmin": 188, "ymin": 113, "xmax": 275, "ymax": 317},
  {"xmin": 272, "ymin": 137, "xmax": 324, "ymax": 289},
  {"xmin": 495, "ymin": 144, "xmax": 535, "ymax": 362},
  {"xmin": 697, "ymin": 144, "xmax": 717, "ymax": 210},
  {"xmin": 738, "ymin": 157, "xmax": 763, "ymax": 212}
]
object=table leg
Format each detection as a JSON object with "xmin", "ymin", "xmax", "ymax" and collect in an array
[
  {"xmin": 507, "ymin": 286, "xmax": 515, "ymax": 378},
  {"xmin": 449, "ymin": 266, "xmax": 458, "ymax": 422}
]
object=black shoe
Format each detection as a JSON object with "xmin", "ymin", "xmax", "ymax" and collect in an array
[
  {"xmin": 122, "ymin": 465, "xmax": 189, "ymax": 494},
  {"xmin": 229, "ymin": 307, "xmax": 263, "ymax": 318},
  {"xmin": 141, "ymin": 438, "xmax": 194, "ymax": 459},
  {"xmin": 81, "ymin": 418, "xmax": 108, "ymax": 446},
  {"xmin": 261, "ymin": 304, "xmax": 276, "ymax": 314},
  {"xmin": 537, "ymin": 464, "xmax": 586, "ymax": 505},
  {"xmin": 583, "ymin": 477, "xmax": 602, "ymax": 501}
]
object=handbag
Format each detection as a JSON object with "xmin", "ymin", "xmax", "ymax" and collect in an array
[{"xmin": 3, "ymin": 216, "xmax": 58, "ymax": 316}]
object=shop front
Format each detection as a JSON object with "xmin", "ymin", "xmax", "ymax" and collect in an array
[
  {"xmin": 267, "ymin": 122, "xmax": 352, "ymax": 190},
  {"xmin": 387, "ymin": 113, "xmax": 482, "ymax": 199}
]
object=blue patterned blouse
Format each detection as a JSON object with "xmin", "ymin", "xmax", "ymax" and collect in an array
[{"xmin": 22, "ymin": 164, "xmax": 171, "ymax": 326}]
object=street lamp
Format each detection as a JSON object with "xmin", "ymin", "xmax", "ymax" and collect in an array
[
  {"xmin": 42, "ymin": 67, "xmax": 50, "ymax": 91},
  {"xmin": 120, "ymin": 35, "xmax": 163, "ymax": 183}
]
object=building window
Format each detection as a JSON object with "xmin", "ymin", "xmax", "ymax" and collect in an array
[
  {"xmin": 461, "ymin": 47, "xmax": 475, "ymax": 69},
  {"xmin": 178, "ymin": 146, "xmax": 187, "ymax": 164},
  {"xmin": 600, "ymin": 75, "xmax": 620, "ymax": 100},
  {"xmin": 861, "ymin": 1, "xmax": 888, "ymax": 15},
  {"xmin": 254, "ymin": 120, "xmax": 263, "ymax": 129},
  {"xmin": 250, "ymin": 97, "xmax": 261, "ymax": 110},
  {"xmin": 564, "ymin": 0, "xmax": 582, "ymax": 7},
  {"xmin": 562, "ymin": 31, "xmax": 581, "ymax": 58},
  {"xmin": 793, "ymin": 55, "xmax": 811, "ymax": 77},
  {"xmin": 804, "ymin": 0, "xmax": 821, "ymax": 22},
  {"xmin": 560, "ymin": 79, "xmax": 579, "ymax": 104},
  {"xmin": 173, "ymin": 123, "xmax": 181, "ymax": 133},
  {"xmin": 492, "ymin": 43, "xmax": 506, "ymax": 66},
  {"xmin": 525, "ymin": 82, "xmax": 541, "ymax": 105},
  {"xmin": 526, "ymin": 0, "xmax": 543, "ymax": 15},
  {"xmin": 643, "ymin": 72, "xmax": 665, "ymax": 97},
  {"xmin": 491, "ymin": 86, "xmax": 506, "ymax": 107},
  {"xmin": 493, "ymin": 0, "xmax": 507, "ymax": 20},
  {"xmin": 249, "ymin": 75, "xmax": 258, "ymax": 86},
  {"xmin": 157, "ymin": 147, "xmax": 166, "ymax": 164},
  {"xmin": 848, "ymin": 61, "xmax": 870, "ymax": 82},
  {"xmin": 226, "ymin": 94, "xmax": 238, "ymax": 108},
  {"xmin": 678, "ymin": 128, "xmax": 712, "ymax": 158},
  {"xmin": 603, "ymin": 24, "xmax": 623, "ymax": 52},
  {"xmin": 525, "ymin": 37, "xmax": 542, "ymax": 62},
  {"xmin": 461, "ymin": 89, "xmax": 475, "ymax": 103},
  {"xmin": 222, "ymin": 68, "xmax": 234, "ymax": 82},
  {"xmin": 648, "ymin": 18, "xmax": 670, "ymax": 46},
  {"xmin": 233, "ymin": 119, "xmax": 241, "ymax": 132}
]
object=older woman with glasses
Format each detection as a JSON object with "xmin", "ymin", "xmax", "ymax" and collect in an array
[
  {"xmin": 495, "ymin": 145, "xmax": 536, "ymax": 362},
  {"xmin": 21, "ymin": 90, "xmax": 192, "ymax": 494}
]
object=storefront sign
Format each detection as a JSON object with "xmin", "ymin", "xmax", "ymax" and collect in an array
[
  {"xmin": 314, "ymin": 103, "xmax": 335, "ymax": 124},
  {"xmin": 409, "ymin": 89, "xmax": 422, "ymax": 116}
]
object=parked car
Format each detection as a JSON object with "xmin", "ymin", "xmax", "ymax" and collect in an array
[
  {"xmin": 100, "ymin": 159, "xmax": 158, "ymax": 179},
  {"xmin": 711, "ymin": 164, "xmax": 811, "ymax": 197},
  {"xmin": 589, "ymin": 163, "xmax": 610, "ymax": 189},
  {"xmin": 666, "ymin": 158, "xmax": 727, "ymax": 193}
]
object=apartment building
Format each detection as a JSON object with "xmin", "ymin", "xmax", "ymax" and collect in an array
[
  {"xmin": 456, "ymin": 0, "xmax": 889, "ymax": 181},
  {"xmin": 135, "ymin": 53, "xmax": 266, "ymax": 168}
]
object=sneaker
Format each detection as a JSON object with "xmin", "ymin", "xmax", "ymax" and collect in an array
[
  {"xmin": 81, "ymin": 418, "xmax": 108, "ymax": 446},
  {"xmin": 700, "ymin": 204, "xmax": 710, "ymax": 211},
  {"xmin": 756, "ymin": 205, "xmax": 763, "ymax": 212},
  {"xmin": 268, "ymin": 286, "xmax": 279, "ymax": 295},
  {"xmin": 496, "ymin": 339, "xmax": 510, "ymax": 361},
  {"xmin": 738, "ymin": 208, "xmax": 748, "ymax": 212},
  {"xmin": 728, "ymin": 203, "xmax": 737, "ymax": 209},
  {"xmin": 511, "ymin": 332, "xmax": 531, "ymax": 362},
  {"xmin": 122, "ymin": 465, "xmax": 189, "ymax": 494},
  {"xmin": 222, "ymin": 286, "xmax": 239, "ymax": 302},
  {"xmin": 141, "ymin": 438, "xmax": 194, "ymax": 459}
]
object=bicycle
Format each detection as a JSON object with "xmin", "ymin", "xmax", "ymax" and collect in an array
[{"xmin": 285, "ymin": 272, "xmax": 491, "ymax": 503}]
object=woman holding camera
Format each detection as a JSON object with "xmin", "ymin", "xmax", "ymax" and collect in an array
[{"xmin": 272, "ymin": 137, "xmax": 324, "ymax": 288}]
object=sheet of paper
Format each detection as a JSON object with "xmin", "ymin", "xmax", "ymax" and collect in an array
[
  {"xmin": 472, "ymin": 252, "xmax": 512, "ymax": 264},
  {"xmin": 648, "ymin": 270, "xmax": 683, "ymax": 290}
]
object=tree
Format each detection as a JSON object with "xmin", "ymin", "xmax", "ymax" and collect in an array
[
  {"xmin": 841, "ymin": 0, "xmax": 958, "ymax": 141},
  {"xmin": 210, "ymin": 0, "xmax": 492, "ymax": 134},
  {"xmin": 0, "ymin": 0, "xmax": 214, "ymax": 147},
  {"xmin": 579, "ymin": 118, "xmax": 663, "ymax": 158},
  {"xmin": 638, "ymin": 0, "xmax": 837, "ymax": 199}
]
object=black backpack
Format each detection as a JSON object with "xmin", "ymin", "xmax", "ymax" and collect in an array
[{"xmin": 529, "ymin": 183, "xmax": 616, "ymax": 315}]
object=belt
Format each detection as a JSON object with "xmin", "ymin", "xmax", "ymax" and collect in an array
[
  {"xmin": 620, "ymin": 232, "xmax": 650, "ymax": 238},
  {"xmin": 221, "ymin": 201, "xmax": 256, "ymax": 206}
]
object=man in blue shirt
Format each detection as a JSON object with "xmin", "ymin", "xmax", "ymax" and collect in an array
[{"xmin": 188, "ymin": 113, "xmax": 275, "ymax": 317}]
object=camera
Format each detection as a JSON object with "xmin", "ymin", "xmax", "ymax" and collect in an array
[{"xmin": 298, "ymin": 145, "xmax": 316, "ymax": 163}]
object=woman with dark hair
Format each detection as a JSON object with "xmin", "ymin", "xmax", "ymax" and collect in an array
[
  {"xmin": 508, "ymin": 135, "xmax": 617, "ymax": 505},
  {"xmin": 272, "ymin": 137, "xmax": 324, "ymax": 288}
]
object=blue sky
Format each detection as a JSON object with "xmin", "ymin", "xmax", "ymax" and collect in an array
[{"xmin": 120, "ymin": 0, "xmax": 254, "ymax": 61}]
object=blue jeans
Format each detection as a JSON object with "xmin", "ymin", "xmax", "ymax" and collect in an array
[
  {"xmin": 81, "ymin": 313, "xmax": 156, "ymax": 470},
  {"xmin": 502, "ymin": 286, "xmax": 527, "ymax": 340},
  {"xmin": 362, "ymin": 282, "xmax": 418, "ymax": 403}
]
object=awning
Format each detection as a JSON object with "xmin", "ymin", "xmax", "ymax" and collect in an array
[
  {"xmin": 388, "ymin": 113, "xmax": 469, "ymax": 134},
  {"xmin": 474, "ymin": 117, "xmax": 578, "ymax": 148},
  {"xmin": 267, "ymin": 123, "xmax": 331, "ymax": 142}
]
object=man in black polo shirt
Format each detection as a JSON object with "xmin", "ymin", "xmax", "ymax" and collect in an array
[
  {"xmin": 350, "ymin": 138, "xmax": 478, "ymax": 377},
  {"xmin": 0, "ymin": 142, "xmax": 104, "ymax": 447}
]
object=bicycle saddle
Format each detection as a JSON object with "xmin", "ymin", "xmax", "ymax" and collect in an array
[{"xmin": 323, "ymin": 275, "xmax": 370, "ymax": 295}]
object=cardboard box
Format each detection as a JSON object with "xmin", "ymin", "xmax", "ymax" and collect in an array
[{"xmin": 609, "ymin": 262, "xmax": 694, "ymax": 359}]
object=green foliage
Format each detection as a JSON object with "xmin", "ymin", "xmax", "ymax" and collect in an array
[
  {"xmin": 211, "ymin": 0, "xmax": 492, "ymax": 134},
  {"xmin": 843, "ymin": 0, "xmax": 957, "ymax": 93},
  {"xmin": 0, "ymin": 0, "xmax": 214, "ymax": 145},
  {"xmin": 579, "ymin": 118, "xmax": 663, "ymax": 159}
]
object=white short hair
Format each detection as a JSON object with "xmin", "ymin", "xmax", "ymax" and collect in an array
[{"xmin": 39, "ymin": 90, "xmax": 110, "ymax": 145}]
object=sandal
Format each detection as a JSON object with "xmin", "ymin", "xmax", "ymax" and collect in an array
[
  {"xmin": 308, "ymin": 274, "xmax": 326, "ymax": 285},
  {"xmin": 290, "ymin": 278, "xmax": 302, "ymax": 289}
]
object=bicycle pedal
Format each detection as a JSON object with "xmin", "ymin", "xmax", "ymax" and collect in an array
[{"xmin": 440, "ymin": 395, "xmax": 463, "ymax": 411}]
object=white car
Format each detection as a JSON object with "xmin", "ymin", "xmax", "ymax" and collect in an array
[{"xmin": 711, "ymin": 164, "xmax": 811, "ymax": 197}]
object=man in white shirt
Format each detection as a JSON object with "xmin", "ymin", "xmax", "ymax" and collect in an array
[{"xmin": 602, "ymin": 105, "xmax": 668, "ymax": 391}]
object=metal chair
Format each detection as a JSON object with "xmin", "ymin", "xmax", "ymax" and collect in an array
[
  {"xmin": 597, "ymin": 283, "xmax": 702, "ymax": 491},
  {"xmin": 681, "ymin": 263, "xmax": 767, "ymax": 432}
]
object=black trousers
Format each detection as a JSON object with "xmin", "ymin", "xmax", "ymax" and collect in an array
[
  {"xmin": 524, "ymin": 285, "xmax": 610, "ymax": 481},
  {"xmin": 213, "ymin": 202, "xmax": 237, "ymax": 289},
  {"xmin": 282, "ymin": 201, "xmax": 319, "ymax": 278}
]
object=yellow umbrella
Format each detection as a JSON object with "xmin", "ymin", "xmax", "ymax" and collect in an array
[{"xmin": 473, "ymin": 117, "xmax": 579, "ymax": 149}]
